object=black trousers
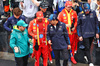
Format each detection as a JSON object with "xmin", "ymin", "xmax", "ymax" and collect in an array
[
  {"xmin": 53, "ymin": 49, "xmax": 68, "ymax": 66},
  {"xmin": 83, "ymin": 37, "xmax": 94, "ymax": 64},
  {"xmin": 99, "ymin": 21, "xmax": 100, "ymax": 40},
  {"xmin": 15, "ymin": 55, "xmax": 29, "ymax": 66}
]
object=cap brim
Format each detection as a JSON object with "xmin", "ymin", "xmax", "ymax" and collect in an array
[
  {"xmin": 23, "ymin": 24, "xmax": 28, "ymax": 27},
  {"xmin": 41, "ymin": 6, "xmax": 48, "ymax": 9},
  {"xmin": 47, "ymin": 18, "xmax": 52, "ymax": 21},
  {"xmin": 37, "ymin": 17, "xmax": 43, "ymax": 19},
  {"xmin": 67, "ymin": 5, "xmax": 72, "ymax": 7}
]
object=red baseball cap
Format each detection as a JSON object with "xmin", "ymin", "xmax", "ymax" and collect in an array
[
  {"xmin": 65, "ymin": 1, "xmax": 72, "ymax": 7},
  {"xmin": 36, "ymin": 11, "xmax": 44, "ymax": 18}
]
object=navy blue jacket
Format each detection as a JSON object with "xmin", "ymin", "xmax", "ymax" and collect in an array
[
  {"xmin": 4, "ymin": 15, "xmax": 25, "ymax": 31},
  {"xmin": 47, "ymin": 21, "xmax": 70, "ymax": 50},
  {"xmin": 77, "ymin": 11, "xmax": 99, "ymax": 38}
]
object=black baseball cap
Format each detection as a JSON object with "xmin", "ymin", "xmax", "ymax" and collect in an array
[{"xmin": 40, "ymin": 1, "xmax": 48, "ymax": 9}]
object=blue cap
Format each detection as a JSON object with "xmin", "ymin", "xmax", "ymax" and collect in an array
[
  {"xmin": 83, "ymin": 3, "xmax": 90, "ymax": 12},
  {"xmin": 48, "ymin": 14, "xmax": 57, "ymax": 21},
  {"xmin": 17, "ymin": 20, "xmax": 28, "ymax": 27}
]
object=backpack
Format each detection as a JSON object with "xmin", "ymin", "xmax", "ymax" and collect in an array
[{"xmin": 74, "ymin": 41, "xmax": 87, "ymax": 63}]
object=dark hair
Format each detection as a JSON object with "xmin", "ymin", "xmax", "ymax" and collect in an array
[
  {"xmin": 17, "ymin": 26, "xmax": 22, "ymax": 29},
  {"xmin": 13, "ymin": 7, "xmax": 22, "ymax": 16},
  {"xmin": 17, "ymin": 26, "xmax": 19, "ymax": 28},
  {"xmin": 97, "ymin": 0, "xmax": 100, "ymax": 1}
]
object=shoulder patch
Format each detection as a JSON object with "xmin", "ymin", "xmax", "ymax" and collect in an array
[
  {"xmin": 34, "ymin": 19, "xmax": 37, "ymax": 23},
  {"xmin": 60, "ymin": 22, "xmax": 63, "ymax": 24},
  {"xmin": 33, "ymin": 23, "xmax": 36, "ymax": 26},
  {"xmin": 63, "ymin": 14, "xmax": 66, "ymax": 16},
  {"xmin": 45, "ymin": 19, "xmax": 47, "ymax": 23},
  {"xmin": 80, "ymin": 11, "xmax": 84, "ymax": 14}
]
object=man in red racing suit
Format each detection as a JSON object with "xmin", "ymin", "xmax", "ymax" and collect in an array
[{"xmin": 28, "ymin": 11, "xmax": 49, "ymax": 66}]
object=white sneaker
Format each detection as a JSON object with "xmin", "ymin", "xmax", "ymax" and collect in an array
[
  {"xmin": 74, "ymin": 51, "xmax": 77, "ymax": 54},
  {"xmin": 84, "ymin": 56, "xmax": 88, "ymax": 62},
  {"xmin": 89, "ymin": 63, "xmax": 94, "ymax": 66},
  {"xmin": 50, "ymin": 61, "xmax": 53, "ymax": 64}
]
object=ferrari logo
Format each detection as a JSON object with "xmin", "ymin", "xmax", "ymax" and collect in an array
[
  {"xmin": 33, "ymin": 27, "xmax": 36, "ymax": 29},
  {"xmin": 39, "ymin": 14, "xmax": 41, "ymax": 16},
  {"xmin": 64, "ymin": 17, "xmax": 66, "ymax": 19}
]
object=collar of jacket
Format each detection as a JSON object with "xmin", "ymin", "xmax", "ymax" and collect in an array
[
  {"xmin": 13, "ymin": 25, "xmax": 25, "ymax": 33},
  {"xmin": 13, "ymin": 15, "xmax": 21, "ymax": 20}
]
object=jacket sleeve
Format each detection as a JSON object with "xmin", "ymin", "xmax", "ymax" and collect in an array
[
  {"xmin": 23, "ymin": 16, "xmax": 26, "ymax": 23},
  {"xmin": 90, "ymin": 2, "xmax": 97, "ymax": 11},
  {"xmin": 47, "ymin": 25, "xmax": 51, "ymax": 41},
  {"xmin": 77, "ymin": 14, "xmax": 82, "ymax": 37},
  {"xmin": 28, "ymin": 21, "xmax": 34, "ymax": 38},
  {"xmin": 11, "ymin": 0, "xmax": 15, "ymax": 8},
  {"xmin": 3, "ymin": 18, "xmax": 12, "ymax": 31},
  {"xmin": 94, "ymin": 11, "xmax": 99, "ymax": 34},
  {"xmin": 10, "ymin": 32, "xmax": 17, "ymax": 49},
  {"xmin": 25, "ymin": 29, "xmax": 30, "ymax": 43},
  {"xmin": 19, "ymin": 2, "xmax": 26, "ymax": 9},
  {"xmin": 53, "ymin": 0, "xmax": 57, "ymax": 9},
  {"xmin": 63, "ymin": 23, "xmax": 70, "ymax": 45},
  {"xmin": 58, "ymin": 12, "xmax": 63, "ymax": 22}
]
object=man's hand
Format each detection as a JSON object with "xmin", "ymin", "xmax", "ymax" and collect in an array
[
  {"xmin": 71, "ymin": 27, "xmax": 75, "ymax": 31},
  {"xmin": 31, "ymin": 0, "xmax": 40, "ymax": 6},
  {"xmin": 29, "ymin": 39, "xmax": 32, "ymax": 42},
  {"xmin": 20, "ymin": 2, "xmax": 23, "ymax": 7},
  {"xmin": 3, "ymin": 0, "xmax": 6, "ymax": 1},
  {"xmin": 34, "ymin": 35, "xmax": 37, "ymax": 39},
  {"xmin": 14, "ymin": 47, "xmax": 19, "ymax": 53},
  {"xmin": 10, "ymin": 8, "xmax": 13, "ymax": 11},
  {"xmin": 96, "ymin": 34, "xmax": 99, "ymax": 39},
  {"xmin": 11, "ymin": 29, "xmax": 13, "ymax": 32},
  {"xmin": 72, "ymin": 3, "xmax": 79, "ymax": 7},
  {"xmin": 66, "ymin": 24, "xmax": 71, "ymax": 28},
  {"xmin": 48, "ymin": 40, "xmax": 52, "ymax": 45},
  {"xmin": 29, "ymin": 39, "xmax": 33, "ymax": 44},
  {"xmin": 79, "ymin": 36, "xmax": 83, "ymax": 41},
  {"xmin": 68, "ymin": 45, "xmax": 71, "ymax": 50}
]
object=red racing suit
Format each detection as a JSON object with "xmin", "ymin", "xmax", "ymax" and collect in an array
[
  {"xmin": 28, "ymin": 18, "xmax": 49, "ymax": 66},
  {"xmin": 58, "ymin": 8, "xmax": 79, "ymax": 56}
]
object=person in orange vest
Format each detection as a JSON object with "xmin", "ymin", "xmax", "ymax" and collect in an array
[
  {"xmin": 28, "ymin": 11, "xmax": 49, "ymax": 66},
  {"xmin": 58, "ymin": 1, "xmax": 78, "ymax": 64}
]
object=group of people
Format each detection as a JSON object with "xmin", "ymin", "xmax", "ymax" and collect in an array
[{"xmin": 1, "ymin": 0, "xmax": 100, "ymax": 66}]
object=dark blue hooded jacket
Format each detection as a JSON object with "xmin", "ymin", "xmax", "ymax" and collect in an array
[
  {"xmin": 77, "ymin": 11, "xmax": 99, "ymax": 38},
  {"xmin": 47, "ymin": 21, "xmax": 70, "ymax": 50},
  {"xmin": 4, "ymin": 15, "xmax": 25, "ymax": 31}
]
